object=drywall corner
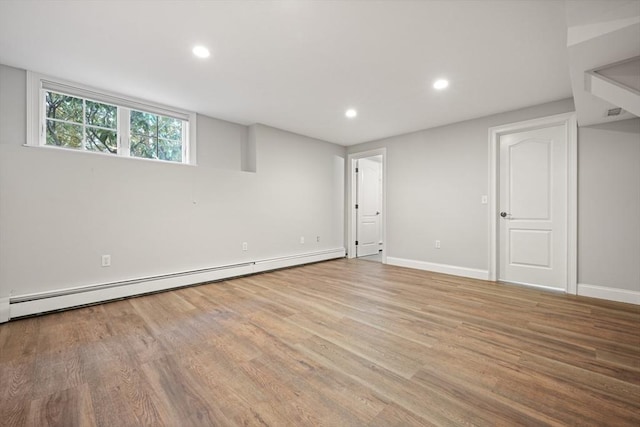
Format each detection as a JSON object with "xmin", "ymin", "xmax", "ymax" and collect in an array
[
  {"xmin": 0, "ymin": 296, "xmax": 9, "ymax": 323},
  {"xmin": 242, "ymin": 124, "xmax": 258, "ymax": 173}
]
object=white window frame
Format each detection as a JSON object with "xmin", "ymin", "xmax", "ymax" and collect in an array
[{"xmin": 26, "ymin": 72, "xmax": 197, "ymax": 165}]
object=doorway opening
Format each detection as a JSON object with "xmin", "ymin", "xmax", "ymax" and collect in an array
[
  {"xmin": 347, "ymin": 148, "xmax": 386, "ymax": 263},
  {"xmin": 488, "ymin": 113, "xmax": 577, "ymax": 293}
]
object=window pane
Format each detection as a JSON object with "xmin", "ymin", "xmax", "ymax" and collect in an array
[
  {"xmin": 158, "ymin": 116, "xmax": 182, "ymax": 140},
  {"xmin": 86, "ymin": 100, "xmax": 117, "ymax": 129},
  {"xmin": 130, "ymin": 110, "xmax": 157, "ymax": 136},
  {"xmin": 38, "ymin": 79, "xmax": 190, "ymax": 163},
  {"xmin": 158, "ymin": 138, "xmax": 182, "ymax": 162},
  {"xmin": 46, "ymin": 92, "xmax": 82, "ymax": 123},
  {"xmin": 86, "ymin": 127, "xmax": 117, "ymax": 153},
  {"xmin": 46, "ymin": 120, "xmax": 82, "ymax": 149},
  {"xmin": 130, "ymin": 134, "xmax": 157, "ymax": 159}
]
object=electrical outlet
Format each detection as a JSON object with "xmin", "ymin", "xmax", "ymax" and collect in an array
[
  {"xmin": 316, "ymin": 236, "xmax": 320, "ymax": 243},
  {"xmin": 481, "ymin": 195, "xmax": 488, "ymax": 204},
  {"xmin": 101, "ymin": 254, "xmax": 111, "ymax": 267},
  {"xmin": 435, "ymin": 240, "xmax": 441, "ymax": 249},
  {"xmin": 242, "ymin": 242, "xmax": 248, "ymax": 251},
  {"xmin": 300, "ymin": 236, "xmax": 305, "ymax": 244}
]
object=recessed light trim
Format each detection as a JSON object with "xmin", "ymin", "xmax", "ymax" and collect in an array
[
  {"xmin": 192, "ymin": 45, "xmax": 210, "ymax": 59},
  {"xmin": 345, "ymin": 109, "xmax": 357, "ymax": 118},
  {"xmin": 433, "ymin": 79, "xmax": 449, "ymax": 90}
]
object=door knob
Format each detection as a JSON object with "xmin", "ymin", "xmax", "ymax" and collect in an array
[
  {"xmin": 376, "ymin": 211, "xmax": 380, "ymax": 215},
  {"xmin": 500, "ymin": 212, "xmax": 508, "ymax": 218}
]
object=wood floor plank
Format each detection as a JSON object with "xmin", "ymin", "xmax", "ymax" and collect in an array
[
  {"xmin": 0, "ymin": 398, "xmax": 28, "ymax": 427},
  {"xmin": 244, "ymin": 357, "xmax": 337, "ymax": 425},
  {"xmin": 517, "ymin": 352, "xmax": 640, "ymax": 408},
  {"xmin": 368, "ymin": 402, "xmax": 437, "ymax": 427},
  {"xmin": 297, "ymin": 334, "xmax": 483, "ymax": 426},
  {"xmin": 140, "ymin": 355, "xmax": 222, "ymax": 426},
  {"xmin": 0, "ymin": 356, "xmax": 36, "ymax": 401},
  {"xmin": 31, "ymin": 347, "xmax": 85, "ymax": 400},
  {"xmin": 0, "ymin": 317, "xmax": 40, "ymax": 362},
  {"xmin": 116, "ymin": 365, "xmax": 169, "ymax": 426},
  {"xmin": 0, "ymin": 258, "xmax": 638, "ymax": 426},
  {"xmin": 27, "ymin": 383, "xmax": 97, "ymax": 427},
  {"xmin": 179, "ymin": 350, "xmax": 271, "ymax": 425},
  {"xmin": 411, "ymin": 365, "xmax": 563, "ymax": 426},
  {"xmin": 87, "ymin": 383, "xmax": 138, "ymax": 427}
]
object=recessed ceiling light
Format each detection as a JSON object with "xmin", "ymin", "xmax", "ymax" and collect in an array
[
  {"xmin": 345, "ymin": 109, "xmax": 357, "ymax": 118},
  {"xmin": 433, "ymin": 79, "xmax": 449, "ymax": 90},
  {"xmin": 192, "ymin": 45, "xmax": 210, "ymax": 59}
]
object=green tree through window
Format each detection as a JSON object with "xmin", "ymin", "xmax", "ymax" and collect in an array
[
  {"xmin": 43, "ymin": 88, "xmax": 187, "ymax": 163},
  {"xmin": 130, "ymin": 111, "xmax": 183, "ymax": 162},
  {"xmin": 46, "ymin": 91, "xmax": 117, "ymax": 153}
]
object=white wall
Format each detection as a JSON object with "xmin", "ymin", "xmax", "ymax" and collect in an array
[
  {"xmin": 578, "ymin": 119, "xmax": 640, "ymax": 294},
  {"xmin": 0, "ymin": 64, "xmax": 345, "ymax": 311},
  {"xmin": 2, "ymin": 58, "xmax": 635, "ymax": 312},
  {"xmin": 348, "ymin": 99, "xmax": 640, "ymax": 303},
  {"xmin": 347, "ymin": 99, "xmax": 576, "ymax": 277}
]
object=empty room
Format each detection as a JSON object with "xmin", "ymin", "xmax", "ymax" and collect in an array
[{"xmin": 1, "ymin": 0, "xmax": 639, "ymax": 426}]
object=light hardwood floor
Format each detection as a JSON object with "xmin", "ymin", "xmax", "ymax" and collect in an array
[{"xmin": 1, "ymin": 258, "xmax": 639, "ymax": 426}]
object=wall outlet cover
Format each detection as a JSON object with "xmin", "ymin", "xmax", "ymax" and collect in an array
[{"xmin": 101, "ymin": 255, "xmax": 111, "ymax": 267}]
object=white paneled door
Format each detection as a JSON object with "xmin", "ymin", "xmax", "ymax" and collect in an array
[
  {"xmin": 499, "ymin": 125, "xmax": 567, "ymax": 290},
  {"xmin": 356, "ymin": 157, "xmax": 382, "ymax": 257}
]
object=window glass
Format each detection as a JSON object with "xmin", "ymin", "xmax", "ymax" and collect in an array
[
  {"xmin": 40, "ymin": 85, "xmax": 189, "ymax": 164},
  {"xmin": 130, "ymin": 110, "xmax": 183, "ymax": 162},
  {"xmin": 45, "ymin": 92, "xmax": 83, "ymax": 149},
  {"xmin": 85, "ymin": 100, "xmax": 118, "ymax": 153},
  {"xmin": 45, "ymin": 91, "xmax": 119, "ymax": 153}
]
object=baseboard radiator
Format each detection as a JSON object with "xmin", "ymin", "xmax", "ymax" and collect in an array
[{"xmin": 6, "ymin": 248, "xmax": 345, "ymax": 321}]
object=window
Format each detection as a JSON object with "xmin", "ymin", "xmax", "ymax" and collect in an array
[
  {"xmin": 129, "ymin": 110, "xmax": 185, "ymax": 162},
  {"xmin": 45, "ymin": 92, "xmax": 118, "ymax": 153},
  {"xmin": 28, "ymin": 73, "xmax": 196, "ymax": 164}
]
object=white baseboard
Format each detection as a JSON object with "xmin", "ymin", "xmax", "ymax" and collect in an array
[
  {"xmin": 7, "ymin": 248, "xmax": 345, "ymax": 321},
  {"xmin": 0, "ymin": 297, "xmax": 9, "ymax": 323},
  {"xmin": 577, "ymin": 283, "xmax": 640, "ymax": 305},
  {"xmin": 386, "ymin": 257, "xmax": 489, "ymax": 280}
]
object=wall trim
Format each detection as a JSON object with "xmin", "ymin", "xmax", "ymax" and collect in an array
[
  {"xmin": 578, "ymin": 283, "xmax": 640, "ymax": 305},
  {"xmin": 7, "ymin": 248, "xmax": 345, "ymax": 321},
  {"xmin": 386, "ymin": 257, "xmax": 489, "ymax": 280},
  {"xmin": 0, "ymin": 297, "xmax": 9, "ymax": 323}
]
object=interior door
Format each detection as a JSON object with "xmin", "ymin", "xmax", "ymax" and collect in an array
[
  {"xmin": 356, "ymin": 157, "xmax": 382, "ymax": 257},
  {"xmin": 499, "ymin": 124, "xmax": 567, "ymax": 290}
]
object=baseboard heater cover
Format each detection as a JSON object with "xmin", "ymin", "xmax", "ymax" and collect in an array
[
  {"xmin": 7, "ymin": 248, "xmax": 345, "ymax": 320},
  {"xmin": 11, "ymin": 261, "xmax": 255, "ymax": 304}
]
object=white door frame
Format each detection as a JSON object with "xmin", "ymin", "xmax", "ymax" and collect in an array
[
  {"xmin": 347, "ymin": 148, "xmax": 387, "ymax": 262},
  {"xmin": 488, "ymin": 112, "xmax": 577, "ymax": 294}
]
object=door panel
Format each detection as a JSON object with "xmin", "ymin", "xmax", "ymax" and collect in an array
[
  {"xmin": 499, "ymin": 125, "xmax": 566, "ymax": 289},
  {"xmin": 357, "ymin": 158, "xmax": 381, "ymax": 257},
  {"xmin": 509, "ymin": 229, "xmax": 551, "ymax": 267},
  {"xmin": 509, "ymin": 140, "xmax": 550, "ymax": 219}
]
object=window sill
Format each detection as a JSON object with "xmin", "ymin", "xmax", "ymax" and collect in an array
[{"xmin": 21, "ymin": 143, "xmax": 197, "ymax": 167}]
